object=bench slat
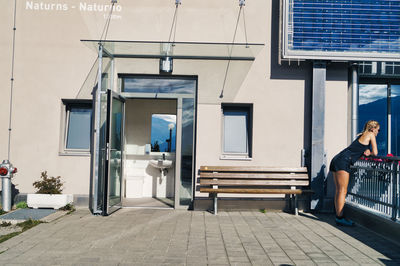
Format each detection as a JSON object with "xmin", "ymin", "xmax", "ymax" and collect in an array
[
  {"xmin": 201, "ymin": 166, "xmax": 307, "ymax": 172},
  {"xmin": 200, "ymin": 166, "xmax": 307, "ymax": 173},
  {"xmin": 200, "ymin": 188, "xmax": 303, "ymax": 194},
  {"xmin": 199, "ymin": 173, "xmax": 309, "ymax": 179},
  {"xmin": 200, "ymin": 179, "xmax": 309, "ymax": 186}
]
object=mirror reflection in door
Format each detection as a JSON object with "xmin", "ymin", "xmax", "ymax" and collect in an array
[{"xmin": 150, "ymin": 114, "xmax": 176, "ymax": 153}]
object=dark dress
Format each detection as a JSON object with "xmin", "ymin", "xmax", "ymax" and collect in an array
[{"xmin": 329, "ymin": 136, "xmax": 370, "ymax": 173}]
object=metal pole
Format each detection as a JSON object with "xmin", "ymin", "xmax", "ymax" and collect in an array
[
  {"xmin": 310, "ymin": 61, "xmax": 326, "ymax": 211},
  {"xmin": 391, "ymin": 161, "xmax": 397, "ymax": 221},
  {"xmin": 351, "ymin": 64, "xmax": 359, "ymax": 140},
  {"xmin": 2, "ymin": 177, "xmax": 11, "ymax": 212},
  {"xmin": 7, "ymin": 0, "xmax": 18, "ymax": 161},
  {"xmin": 388, "ymin": 83, "xmax": 392, "ymax": 155},
  {"xmin": 168, "ymin": 129, "xmax": 172, "ymax": 152}
]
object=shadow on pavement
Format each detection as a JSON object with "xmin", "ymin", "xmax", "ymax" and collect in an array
[{"xmin": 300, "ymin": 212, "xmax": 400, "ymax": 265}]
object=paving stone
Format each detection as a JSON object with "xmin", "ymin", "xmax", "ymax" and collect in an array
[{"xmin": 0, "ymin": 209, "xmax": 398, "ymax": 265}]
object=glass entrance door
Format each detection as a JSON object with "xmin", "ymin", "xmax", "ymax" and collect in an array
[
  {"xmin": 90, "ymin": 89, "xmax": 125, "ymax": 215},
  {"xmin": 107, "ymin": 90, "xmax": 125, "ymax": 214}
]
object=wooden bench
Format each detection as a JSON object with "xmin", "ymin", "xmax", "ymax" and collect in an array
[{"xmin": 198, "ymin": 166, "xmax": 309, "ymax": 215}]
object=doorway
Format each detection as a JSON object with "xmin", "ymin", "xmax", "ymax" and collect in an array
[
  {"xmin": 123, "ymin": 99, "xmax": 177, "ymax": 208},
  {"xmin": 90, "ymin": 75, "xmax": 197, "ymax": 215}
]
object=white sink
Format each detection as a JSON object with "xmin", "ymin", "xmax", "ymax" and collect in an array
[{"xmin": 149, "ymin": 159, "xmax": 173, "ymax": 170}]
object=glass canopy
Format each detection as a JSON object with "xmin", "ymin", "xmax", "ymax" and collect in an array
[{"xmin": 81, "ymin": 40, "xmax": 264, "ymax": 60}]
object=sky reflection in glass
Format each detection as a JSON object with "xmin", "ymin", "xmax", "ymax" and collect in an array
[{"xmin": 123, "ymin": 78, "xmax": 195, "ymax": 94}]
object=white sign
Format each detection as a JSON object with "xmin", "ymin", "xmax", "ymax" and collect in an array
[{"xmin": 25, "ymin": 1, "xmax": 123, "ymax": 19}]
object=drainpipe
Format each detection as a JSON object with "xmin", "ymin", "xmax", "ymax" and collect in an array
[{"xmin": 351, "ymin": 64, "xmax": 359, "ymax": 140}]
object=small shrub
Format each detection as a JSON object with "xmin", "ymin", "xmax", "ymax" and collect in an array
[
  {"xmin": 16, "ymin": 201, "xmax": 28, "ymax": 209},
  {"xmin": 259, "ymin": 208, "xmax": 266, "ymax": 213},
  {"xmin": 17, "ymin": 219, "xmax": 43, "ymax": 231},
  {"xmin": 33, "ymin": 171, "xmax": 63, "ymax": 194},
  {"xmin": 59, "ymin": 203, "xmax": 75, "ymax": 213},
  {"xmin": 0, "ymin": 209, "xmax": 6, "ymax": 215},
  {"xmin": 0, "ymin": 221, "xmax": 11, "ymax": 227}
]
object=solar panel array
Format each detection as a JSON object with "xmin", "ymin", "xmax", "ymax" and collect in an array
[{"xmin": 286, "ymin": 0, "xmax": 400, "ymax": 59}]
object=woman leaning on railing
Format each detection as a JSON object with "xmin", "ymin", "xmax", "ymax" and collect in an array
[{"xmin": 329, "ymin": 120, "xmax": 380, "ymax": 226}]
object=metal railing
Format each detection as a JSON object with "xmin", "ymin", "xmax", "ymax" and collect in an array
[{"xmin": 347, "ymin": 156, "xmax": 399, "ymax": 222}]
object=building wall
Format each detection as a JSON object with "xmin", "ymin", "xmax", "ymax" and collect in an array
[{"xmin": 0, "ymin": 0, "xmax": 349, "ymax": 197}]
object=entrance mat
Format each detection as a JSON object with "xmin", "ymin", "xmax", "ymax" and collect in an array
[{"xmin": 0, "ymin": 209, "xmax": 56, "ymax": 221}]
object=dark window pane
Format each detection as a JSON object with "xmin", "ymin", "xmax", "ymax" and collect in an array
[
  {"xmin": 180, "ymin": 98, "xmax": 195, "ymax": 205},
  {"xmin": 391, "ymin": 85, "xmax": 400, "ymax": 156},
  {"xmin": 358, "ymin": 84, "xmax": 387, "ymax": 155}
]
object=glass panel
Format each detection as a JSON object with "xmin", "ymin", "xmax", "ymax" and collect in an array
[
  {"xmin": 92, "ymin": 55, "xmax": 112, "ymax": 214},
  {"xmin": 81, "ymin": 40, "xmax": 264, "ymax": 59},
  {"xmin": 223, "ymin": 109, "xmax": 249, "ymax": 154},
  {"xmin": 96, "ymin": 92, "xmax": 108, "ymax": 212},
  {"xmin": 358, "ymin": 84, "xmax": 388, "ymax": 155},
  {"xmin": 101, "ymin": 57, "xmax": 112, "ymax": 92},
  {"xmin": 123, "ymin": 77, "xmax": 196, "ymax": 94},
  {"xmin": 109, "ymin": 96, "xmax": 124, "ymax": 207},
  {"xmin": 391, "ymin": 85, "xmax": 400, "ymax": 156},
  {"xmin": 150, "ymin": 114, "xmax": 176, "ymax": 152},
  {"xmin": 66, "ymin": 106, "xmax": 91, "ymax": 149},
  {"xmin": 286, "ymin": 0, "xmax": 400, "ymax": 57},
  {"xmin": 180, "ymin": 98, "xmax": 195, "ymax": 205}
]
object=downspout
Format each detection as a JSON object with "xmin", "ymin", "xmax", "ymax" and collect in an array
[{"xmin": 351, "ymin": 64, "xmax": 359, "ymax": 140}]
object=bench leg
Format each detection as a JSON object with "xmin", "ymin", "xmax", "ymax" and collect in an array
[
  {"xmin": 294, "ymin": 194, "xmax": 298, "ymax": 216},
  {"xmin": 213, "ymin": 193, "xmax": 218, "ymax": 215}
]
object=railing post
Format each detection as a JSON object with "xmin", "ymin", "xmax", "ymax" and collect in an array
[{"xmin": 393, "ymin": 161, "xmax": 399, "ymax": 221}]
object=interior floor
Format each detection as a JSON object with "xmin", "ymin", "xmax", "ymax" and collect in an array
[{"xmin": 122, "ymin": 197, "xmax": 174, "ymax": 208}]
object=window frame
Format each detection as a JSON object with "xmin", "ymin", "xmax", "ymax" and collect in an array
[
  {"xmin": 60, "ymin": 99, "xmax": 92, "ymax": 156},
  {"xmin": 220, "ymin": 103, "xmax": 253, "ymax": 160}
]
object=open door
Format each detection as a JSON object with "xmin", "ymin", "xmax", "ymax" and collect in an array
[{"xmin": 90, "ymin": 89, "xmax": 125, "ymax": 215}]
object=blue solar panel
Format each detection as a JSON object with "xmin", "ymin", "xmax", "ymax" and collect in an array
[{"xmin": 285, "ymin": 0, "xmax": 400, "ymax": 59}]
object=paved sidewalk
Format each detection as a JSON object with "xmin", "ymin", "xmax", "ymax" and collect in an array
[{"xmin": 0, "ymin": 208, "xmax": 399, "ymax": 265}]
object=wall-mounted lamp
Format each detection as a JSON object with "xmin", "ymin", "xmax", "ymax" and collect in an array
[
  {"xmin": 160, "ymin": 57, "xmax": 173, "ymax": 73},
  {"xmin": 160, "ymin": 42, "xmax": 174, "ymax": 73}
]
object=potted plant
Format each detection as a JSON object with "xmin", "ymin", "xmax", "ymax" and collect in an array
[{"xmin": 27, "ymin": 171, "xmax": 73, "ymax": 209}]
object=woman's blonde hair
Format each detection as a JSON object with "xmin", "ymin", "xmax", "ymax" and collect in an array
[{"xmin": 362, "ymin": 120, "xmax": 380, "ymax": 133}]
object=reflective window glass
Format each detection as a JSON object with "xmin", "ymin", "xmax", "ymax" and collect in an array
[
  {"xmin": 123, "ymin": 77, "xmax": 196, "ymax": 94},
  {"xmin": 391, "ymin": 85, "xmax": 400, "ymax": 155},
  {"xmin": 222, "ymin": 105, "xmax": 252, "ymax": 157},
  {"xmin": 180, "ymin": 99, "xmax": 195, "ymax": 205},
  {"xmin": 66, "ymin": 103, "xmax": 92, "ymax": 150},
  {"xmin": 358, "ymin": 84, "xmax": 388, "ymax": 155}
]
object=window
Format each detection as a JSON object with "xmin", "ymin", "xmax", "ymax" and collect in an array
[
  {"xmin": 382, "ymin": 62, "xmax": 400, "ymax": 76},
  {"xmin": 62, "ymin": 100, "xmax": 92, "ymax": 153},
  {"xmin": 359, "ymin": 62, "xmax": 377, "ymax": 76},
  {"xmin": 358, "ymin": 84, "xmax": 400, "ymax": 156},
  {"xmin": 221, "ymin": 104, "xmax": 252, "ymax": 159}
]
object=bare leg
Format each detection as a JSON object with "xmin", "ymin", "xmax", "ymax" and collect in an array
[{"xmin": 333, "ymin": 170, "xmax": 350, "ymax": 217}]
